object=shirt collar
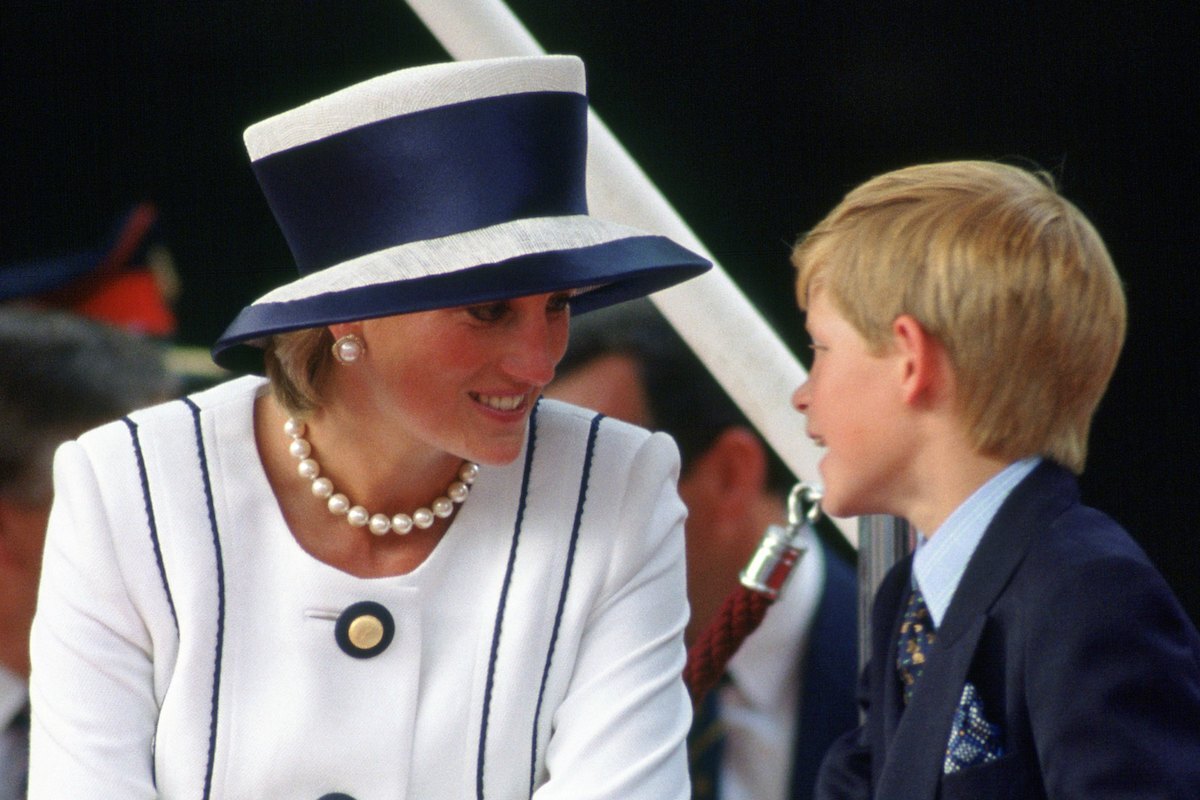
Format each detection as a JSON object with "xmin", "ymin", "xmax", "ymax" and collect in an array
[{"xmin": 913, "ymin": 457, "xmax": 1040, "ymax": 627}]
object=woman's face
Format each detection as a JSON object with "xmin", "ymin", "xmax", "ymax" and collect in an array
[{"xmin": 351, "ymin": 291, "xmax": 572, "ymax": 466}]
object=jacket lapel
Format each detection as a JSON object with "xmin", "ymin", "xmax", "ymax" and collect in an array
[
  {"xmin": 866, "ymin": 559, "xmax": 909, "ymax": 787},
  {"xmin": 874, "ymin": 462, "xmax": 1077, "ymax": 797},
  {"xmin": 876, "ymin": 613, "xmax": 987, "ymax": 795},
  {"xmin": 937, "ymin": 462, "xmax": 1076, "ymax": 645}
]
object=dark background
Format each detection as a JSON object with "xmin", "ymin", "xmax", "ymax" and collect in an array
[{"xmin": 3, "ymin": 2, "xmax": 1197, "ymax": 622}]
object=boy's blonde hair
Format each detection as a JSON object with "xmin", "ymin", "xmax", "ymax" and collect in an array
[{"xmin": 792, "ymin": 160, "xmax": 1126, "ymax": 473}]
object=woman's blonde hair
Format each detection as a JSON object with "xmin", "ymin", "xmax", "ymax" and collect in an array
[
  {"xmin": 792, "ymin": 161, "xmax": 1126, "ymax": 473},
  {"xmin": 263, "ymin": 327, "xmax": 335, "ymax": 416}
]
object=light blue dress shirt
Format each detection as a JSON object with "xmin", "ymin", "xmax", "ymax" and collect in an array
[{"xmin": 913, "ymin": 458, "xmax": 1041, "ymax": 627}]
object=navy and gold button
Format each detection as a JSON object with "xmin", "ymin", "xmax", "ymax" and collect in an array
[
  {"xmin": 334, "ymin": 601, "xmax": 394, "ymax": 658},
  {"xmin": 317, "ymin": 794, "xmax": 355, "ymax": 800}
]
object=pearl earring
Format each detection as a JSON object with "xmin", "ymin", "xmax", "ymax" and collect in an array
[{"xmin": 332, "ymin": 334, "xmax": 365, "ymax": 364}]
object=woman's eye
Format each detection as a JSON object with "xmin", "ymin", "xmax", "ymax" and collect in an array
[
  {"xmin": 547, "ymin": 292, "xmax": 573, "ymax": 314},
  {"xmin": 467, "ymin": 302, "xmax": 509, "ymax": 323}
]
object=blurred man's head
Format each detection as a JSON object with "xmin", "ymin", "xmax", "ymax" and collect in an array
[
  {"xmin": 0, "ymin": 308, "xmax": 179, "ymax": 676},
  {"xmin": 550, "ymin": 299, "xmax": 794, "ymax": 642},
  {"xmin": 555, "ymin": 299, "xmax": 794, "ymax": 492}
]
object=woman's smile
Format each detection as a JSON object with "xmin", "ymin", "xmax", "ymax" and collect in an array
[{"xmin": 471, "ymin": 391, "xmax": 530, "ymax": 414}]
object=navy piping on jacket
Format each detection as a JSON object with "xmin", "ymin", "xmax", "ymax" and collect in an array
[
  {"xmin": 528, "ymin": 412, "xmax": 603, "ymax": 795},
  {"xmin": 122, "ymin": 416, "xmax": 179, "ymax": 633},
  {"xmin": 477, "ymin": 401, "xmax": 541, "ymax": 799},
  {"xmin": 182, "ymin": 397, "xmax": 227, "ymax": 800}
]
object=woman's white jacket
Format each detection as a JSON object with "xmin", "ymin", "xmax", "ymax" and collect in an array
[{"xmin": 29, "ymin": 376, "xmax": 691, "ymax": 799}]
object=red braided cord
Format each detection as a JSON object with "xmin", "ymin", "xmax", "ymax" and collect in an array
[{"xmin": 683, "ymin": 585, "xmax": 774, "ymax": 706}]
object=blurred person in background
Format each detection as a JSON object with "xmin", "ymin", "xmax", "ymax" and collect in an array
[
  {"xmin": 547, "ymin": 298, "xmax": 858, "ymax": 800},
  {"xmin": 1, "ymin": 202, "xmax": 228, "ymax": 393},
  {"xmin": 0, "ymin": 307, "xmax": 179, "ymax": 800}
]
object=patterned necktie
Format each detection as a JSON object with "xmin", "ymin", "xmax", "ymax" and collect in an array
[
  {"xmin": 688, "ymin": 685, "xmax": 725, "ymax": 800},
  {"xmin": 896, "ymin": 585, "xmax": 937, "ymax": 705}
]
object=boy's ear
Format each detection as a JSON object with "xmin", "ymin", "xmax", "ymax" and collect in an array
[{"xmin": 891, "ymin": 314, "xmax": 948, "ymax": 407}]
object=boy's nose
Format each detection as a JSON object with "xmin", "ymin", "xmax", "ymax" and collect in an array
[{"xmin": 791, "ymin": 381, "xmax": 811, "ymax": 413}]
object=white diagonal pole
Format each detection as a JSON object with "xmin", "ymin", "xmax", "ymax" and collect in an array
[{"xmin": 403, "ymin": 0, "xmax": 856, "ymax": 545}]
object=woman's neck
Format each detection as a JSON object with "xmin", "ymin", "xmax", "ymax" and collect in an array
[
  {"xmin": 255, "ymin": 392, "xmax": 465, "ymax": 578},
  {"xmin": 277, "ymin": 391, "xmax": 463, "ymax": 513}
]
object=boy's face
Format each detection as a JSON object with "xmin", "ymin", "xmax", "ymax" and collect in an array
[{"xmin": 792, "ymin": 288, "xmax": 911, "ymax": 519}]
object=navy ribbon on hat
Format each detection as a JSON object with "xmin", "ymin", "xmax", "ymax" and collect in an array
[{"xmin": 251, "ymin": 91, "xmax": 589, "ymax": 275}]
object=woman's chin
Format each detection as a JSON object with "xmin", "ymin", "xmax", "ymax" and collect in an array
[{"xmin": 461, "ymin": 438, "xmax": 526, "ymax": 468}]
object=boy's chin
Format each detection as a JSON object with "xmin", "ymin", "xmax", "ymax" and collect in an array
[
  {"xmin": 817, "ymin": 485, "xmax": 872, "ymax": 520},
  {"xmin": 820, "ymin": 497, "xmax": 857, "ymax": 520}
]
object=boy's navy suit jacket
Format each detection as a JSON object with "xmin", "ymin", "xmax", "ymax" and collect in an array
[{"xmin": 817, "ymin": 461, "xmax": 1200, "ymax": 800}]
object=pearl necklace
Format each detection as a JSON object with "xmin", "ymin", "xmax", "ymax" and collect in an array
[{"xmin": 284, "ymin": 417, "xmax": 479, "ymax": 536}]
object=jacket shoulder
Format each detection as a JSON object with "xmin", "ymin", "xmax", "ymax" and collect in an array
[{"xmin": 535, "ymin": 397, "xmax": 678, "ymax": 464}]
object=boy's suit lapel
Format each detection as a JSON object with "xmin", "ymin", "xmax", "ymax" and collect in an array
[
  {"xmin": 937, "ymin": 462, "xmax": 1075, "ymax": 646},
  {"xmin": 870, "ymin": 560, "xmax": 910, "ymax": 758},
  {"xmin": 876, "ymin": 614, "xmax": 987, "ymax": 796},
  {"xmin": 874, "ymin": 462, "xmax": 1076, "ymax": 797}
]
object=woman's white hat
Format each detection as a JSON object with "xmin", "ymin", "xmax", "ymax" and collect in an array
[{"xmin": 212, "ymin": 55, "xmax": 710, "ymax": 367}]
